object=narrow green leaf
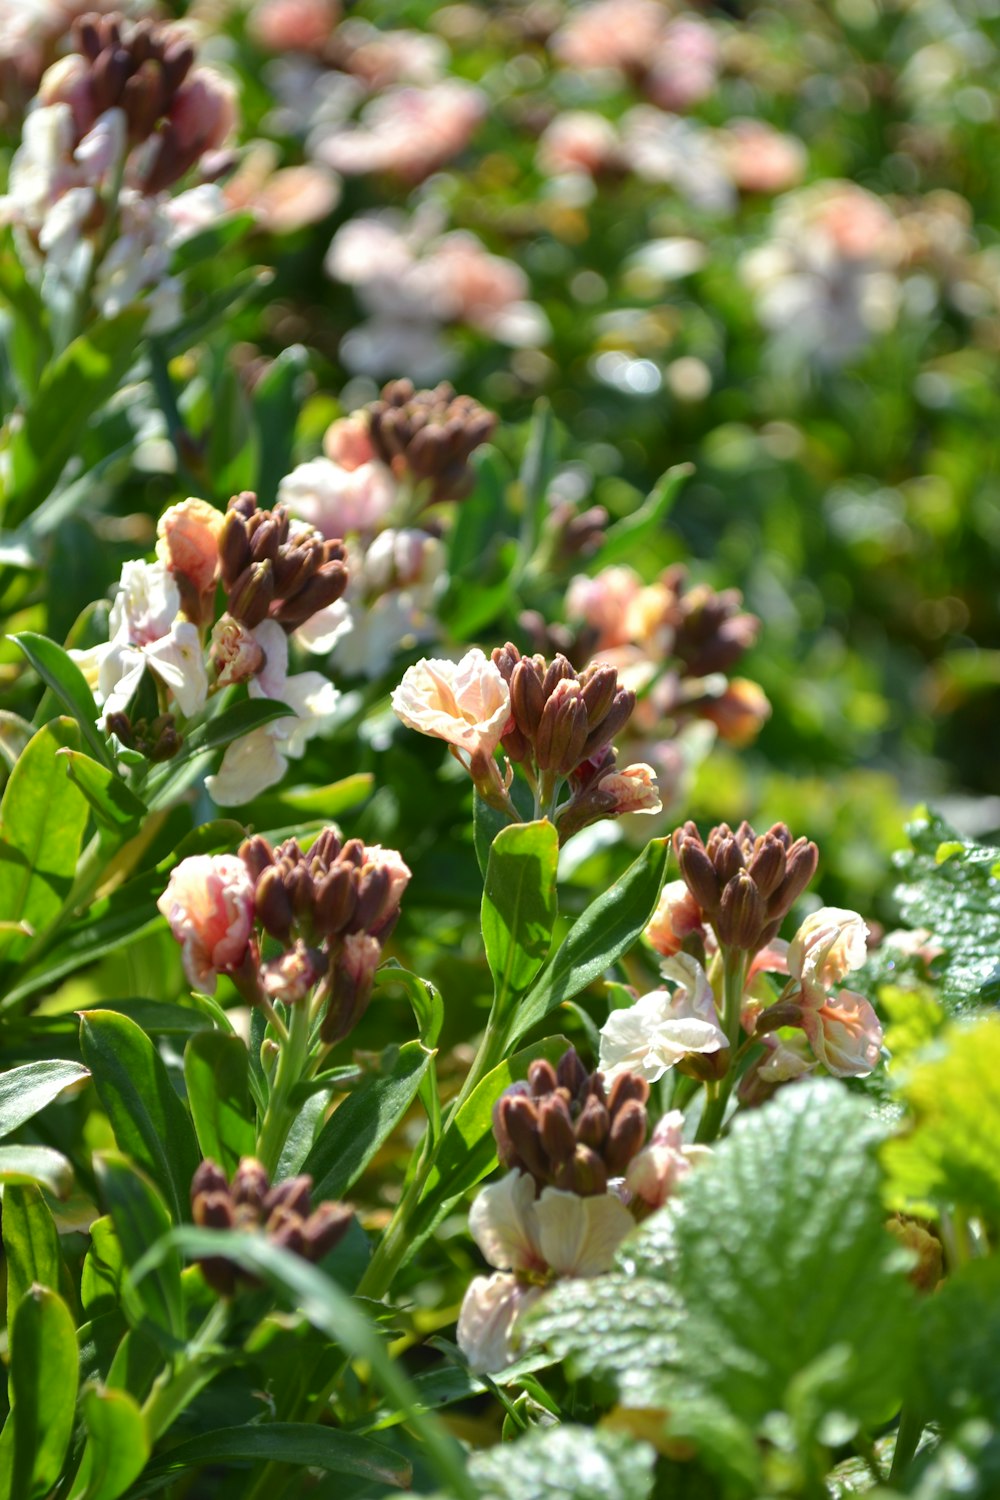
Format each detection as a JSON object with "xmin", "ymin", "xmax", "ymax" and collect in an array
[
  {"xmin": 473, "ymin": 792, "xmax": 510, "ymax": 881},
  {"xmin": 0, "ymin": 718, "xmax": 89, "ymax": 968},
  {"xmin": 508, "ymin": 837, "xmax": 669, "ymax": 1045},
  {"xmin": 303, "ymin": 1041, "xmax": 434, "ymax": 1201},
  {"xmin": 482, "ymin": 819, "xmax": 559, "ymax": 1012},
  {"xmin": 252, "ymin": 343, "xmax": 308, "ymax": 503},
  {"xmin": 80, "ymin": 1010, "xmax": 200, "ymax": 1225},
  {"xmin": 9, "ymin": 1285, "xmax": 79, "ymax": 1499},
  {"xmin": 134, "ymin": 1230, "xmax": 476, "ymax": 1500},
  {"xmin": 0, "ymin": 1059, "xmax": 90, "ymax": 1139},
  {"xmin": 170, "ymin": 212, "xmax": 254, "ymax": 271},
  {"xmin": 59, "ymin": 750, "xmax": 146, "ymax": 834},
  {"xmin": 184, "ymin": 1032, "xmax": 255, "ymax": 1176},
  {"xmin": 375, "ymin": 962, "xmax": 444, "ymax": 1048},
  {"xmin": 12, "ymin": 633, "xmax": 110, "ymax": 765},
  {"xmin": 143, "ymin": 1422, "xmax": 410, "ymax": 1489},
  {"xmin": 517, "ymin": 399, "xmax": 556, "ymax": 565},
  {"xmin": 144, "ymin": 697, "xmax": 293, "ymax": 809},
  {"xmin": 2, "ymin": 1185, "xmax": 64, "ymax": 1324},
  {"xmin": 93, "ymin": 1152, "xmax": 184, "ymax": 1343},
  {"xmin": 448, "ymin": 447, "xmax": 510, "ymax": 578},
  {"xmin": 0, "ymin": 1145, "xmax": 74, "ymax": 1197},
  {"xmin": 592, "ymin": 464, "xmax": 692, "ymax": 568},
  {"xmin": 71, "ymin": 1385, "xmax": 150, "ymax": 1500}
]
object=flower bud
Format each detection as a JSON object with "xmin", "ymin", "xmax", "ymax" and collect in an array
[
  {"xmin": 510, "ymin": 657, "xmax": 547, "ymax": 739},
  {"xmin": 716, "ymin": 871, "xmax": 766, "ymax": 950},
  {"xmin": 227, "ymin": 559, "xmax": 275, "ymax": 628},
  {"xmin": 674, "ymin": 831, "xmax": 721, "ymax": 913}
]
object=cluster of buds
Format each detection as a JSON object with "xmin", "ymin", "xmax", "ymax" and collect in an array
[
  {"xmin": 104, "ymin": 709, "xmax": 181, "ymax": 761},
  {"xmin": 241, "ymin": 830, "xmax": 411, "ymax": 1043},
  {"xmin": 219, "ymin": 492, "xmax": 348, "ymax": 633},
  {"xmin": 46, "ymin": 12, "xmax": 236, "ymax": 193},
  {"xmin": 673, "ymin": 819, "xmax": 818, "ymax": 954},
  {"xmin": 661, "ymin": 568, "xmax": 760, "ymax": 679},
  {"xmin": 493, "ymin": 1048, "xmax": 648, "ymax": 1196},
  {"xmin": 191, "ymin": 1157, "xmax": 353, "ymax": 1295},
  {"xmin": 492, "ymin": 645, "xmax": 636, "ymax": 778},
  {"xmin": 366, "ymin": 380, "xmax": 497, "ymax": 504}
]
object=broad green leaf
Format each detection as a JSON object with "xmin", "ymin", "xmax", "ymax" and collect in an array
[
  {"xmin": 2, "ymin": 1185, "xmax": 64, "ymax": 1326},
  {"xmin": 0, "ymin": 717, "xmax": 89, "ymax": 968},
  {"xmin": 913, "ymin": 1259, "xmax": 1000, "ymax": 1433},
  {"xmin": 142, "ymin": 1422, "xmax": 410, "ymax": 1490},
  {"xmin": 482, "ymin": 819, "xmax": 559, "ymax": 1011},
  {"xmin": 59, "ymin": 750, "xmax": 146, "ymax": 835},
  {"xmin": 303, "ymin": 1041, "xmax": 434, "ymax": 1201},
  {"xmin": 2, "ymin": 306, "xmax": 147, "ymax": 528},
  {"xmin": 70, "ymin": 1385, "xmax": 150, "ymax": 1500},
  {"xmin": 0, "ymin": 1059, "xmax": 90, "ymax": 1138},
  {"xmin": 467, "ymin": 1425, "xmax": 655, "ymax": 1500},
  {"xmin": 528, "ymin": 1274, "xmax": 683, "ymax": 1388},
  {"xmin": 12, "ymin": 633, "xmax": 110, "ymax": 765},
  {"xmin": 883, "ymin": 1015, "xmax": 1000, "ymax": 1225},
  {"xmin": 473, "ymin": 792, "xmax": 511, "ymax": 880},
  {"xmin": 8, "ymin": 1285, "xmax": 79, "ymax": 1500},
  {"xmin": 134, "ymin": 1229, "xmax": 476, "ymax": 1500},
  {"xmin": 508, "ymin": 837, "xmax": 669, "ymax": 1045},
  {"xmin": 93, "ymin": 1152, "xmax": 184, "ymax": 1343},
  {"xmin": 889, "ymin": 809, "xmax": 1000, "ymax": 1011},
  {"xmin": 184, "ymin": 1031, "xmax": 254, "ymax": 1176},
  {"xmin": 419, "ymin": 1036, "xmax": 570, "ymax": 1212},
  {"xmin": 0, "ymin": 1144, "xmax": 74, "ymax": 1197},
  {"xmin": 376, "ymin": 962, "xmax": 444, "ymax": 1048},
  {"xmin": 591, "ymin": 463, "xmax": 692, "ymax": 568},
  {"xmin": 80, "ymin": 1009, "xmax": 200, "ymax": 1224}
]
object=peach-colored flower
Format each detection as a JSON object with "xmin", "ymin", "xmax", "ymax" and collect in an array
[
  {"xmin": 156, "ymin": 497, "xmax": 225, "ymax": 596},
  {"xmin": 391, "ymin": 647, "xmax": 511, "ymax": 758},
  {"xmin": 248, "ymin": 0, "xmax": 340, "ymax": 54},
  {"xmin": 645, "ymin": 878, "xmax": 705, "ymax": 958},
  {"xmin": 223, "ymin": 143, "xmax": 340, "ymax": 234},
  {"xmin": 646, "ymin": 18, "xmax": 719, "ymax": 112},
  {"xmin": 625, "ymin": 1109, "xmax": 712, "ymax": 1209},
  {"xmin": 787, "ymin": 907, "xmax": 869, "ymax": 995},
  {"xmin": 210, "ymin": 614, "xmax": 265, "ymax": 687},
  {"xmin": 566, "ymin": 566, "xmax": 643, "ymax": 651},
  {"xmin": 723, "ymin": 120, "xmax": 806, "ymax": 196},
  {"xmin": 594, "ymin": 761, "xmax": 660, "ymax": 816},
  {"xmin": 551, "ymin": 0, "xmax": 664, "ymax": 74},
  {"xmin": 319, "ymin": 80, "xmax": 485, "ymax": 184},
  {"xmin": 536, "ymin": 111, "xmax": 620, "ymax": 178},
  {"xmin": 323, "ymin": 412, "xmax": 377, "ymax": 470},
  {"xmin": 278, "ymin": 456, "xmax": 396, "ymax": 538},
  {"xmin": 157, "ymin": 854, "xmax": 255, "ymax": 992},
  {"xmin": 699, "ymin": 678, "xmax": 772, "ymax": 747},
  {"xmin": 800, "ymin": 989, "xmax": 883, "ymax": 1078}
]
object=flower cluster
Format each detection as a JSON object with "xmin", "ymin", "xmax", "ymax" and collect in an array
[
  {"xmin": 672, "ymin": 819, "xmax": 819, "ymax": 954},
  {"xmin": 366, "ymin": 378, "xmax": 497, "ymax": 504},
  {"xmin": 191, "ymin": 1156, "xmax": 353, "ymax": 1295},
  {"xmin": 458, "ymin": 1045, "xmax": 711, "ymax": 1373}
]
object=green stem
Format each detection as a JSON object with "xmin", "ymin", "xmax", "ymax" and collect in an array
[
  {"xmin": 256, "ymin": 1000, "xmax": 313, "ymax": 1177},
  {"xmin": 888, "ymin": 1404, "xmax": 924, "ymax": 1487},
  {"xmin": 140, "ymin": 1301, "xmax": 231, "ymax": 1442},
  {"xmin": 695, "ymin": 948, "xmax": 747, "ymax": 1144}
]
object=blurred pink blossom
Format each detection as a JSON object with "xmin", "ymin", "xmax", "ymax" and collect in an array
[
  {"xmin": 318, "ymin": 80, "xmax": 485, "ymax": 183},
  {"xmin": 157, "ymin": 854, "xmax": 255, "ymax": 992}
]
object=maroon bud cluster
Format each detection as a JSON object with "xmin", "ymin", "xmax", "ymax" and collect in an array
[
  {"xmin": 493, "ymin": 1048, "xmax": 649, "ymax": 1196},
  {"xmin": 220, "ymin": 492, "xmax": 347, "ymax": 633},
  {"xmin": 491, "ymin": 643, "xmax": 635, "ymax": 779},
  {"xmin": 366, "ymin": 380, "xmax": 497, "ymax": 503},
  {"xmin": 673, "ymin": 820, "xmax": 818, "ymax": 953},
  {"xmin": 543, "ymin": 499, "xmax": 609, "ymax": 562},
  {"xmin": 191, "ymin": 1157, "xmax": 352, "ymax": 1295},
  {"xmin": 663, "ymin": 568, "xmax": 759, "ymax": 679},
  {"xmin": 103, "ymin": 709, "xmax": 181, "ymax": 761}
]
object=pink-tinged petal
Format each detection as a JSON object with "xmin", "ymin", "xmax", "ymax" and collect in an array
[
  {"xmin": 534, "ymin": 1188, "xmax": 633, "ymax": 1276},
  {"xmin": 645, "ymin": 878, "xmax": 705, "ymax": 958},
  {"xmin": 157, "ymin": 854, "xmax": 255, "ymax": 992},
  {"xmin": 801, "ymin": 989, "xmax": 883, "ymax": 1078},
  {"xmin": 391, "ymin": 648, "xmax": 510, "ymax": 757},
  {"xmin": 206, "ymin": 727, "xmax": 287, "ymax": 805},
  {"xmin": 145, "ymin": 622, "xmax": 209, "ymax": 717},
  {"xmin": 468, "ymin": 1170, "xmax": 544, "ymax": 1273},
  {"xmin": 156, "ymin": 498, "xmax": 224, "ymax": 595},
  {"xmin": 456, "ymin": 1273, "xmax": 544, "ymax": 1374},
  {"xmin": 787, "ymin": 907, "xmax": 869, "ymax": 989}
]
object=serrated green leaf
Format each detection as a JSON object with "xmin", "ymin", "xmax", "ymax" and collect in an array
[
  {"xmin": 0, "ymin": 717, "xmax": 89, "ymax": 970},
  {"xmin": 883, "ymin": 1015, "xmax": 1000, "ymax": 1225},
  {"xmin": 12, "ymin": 633, "xmax": 110, "ymax": 765},
  {"xmin": 467, "ymin": 1425, "xmax": 655, "ymax": 1500},
  {"xmin": 527, "ymin": 1274, "xmax": 682, "ymax": 1386},
  {"xmin": 80, "ymin": 1010, "xmax": 200, "ymax": 1225},
  {"xmin": 482, "ymin": 819, "xmax": 559, "ymax": 1013},
  {"xmin": 508, "ymin": 837, "xmax": 669, "ymax": 1045},
  {"xmin": 7, "ymin": 1285, "xmax": 79, "ymax": 1499},
  {"xmin": 913, "ymin": 1259, "xmax": 1000, "ymax": 1433},
  {"xmin": 0, "ymin": 1059, "xmax": 90, "ymax": 1138},
  {"xmin": 184, "ymin": 1031, "xmax": 255, "ymax": 1176}
]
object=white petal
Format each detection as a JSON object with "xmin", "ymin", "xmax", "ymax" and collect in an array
[
  {"xmin": 456, "ymin": 1273, "xmax": 544, "ymax": 1374},
  {"xmin": 145, "ymin": 622, "xmax": 209, "ymax": 717},
  {"xmin": 468, "ymin": 1170, "xmax": 542, "ymax": 1273},
  {"xmin": 205, "ymin": 727, "xmax": 287, "ymax": 805},
  {"xmin": 535, "ymin": 1188, "xmax": 634, "ymax": 1276}
]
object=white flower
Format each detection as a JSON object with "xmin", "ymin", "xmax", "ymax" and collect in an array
[
  {"xmin": 599, "ymin": 952, "xmax": 726, "ymax": 1084},
  {"xmin": 279, "ymin": 456, "xmax": 396, "ymax": 537},
  {"xmin": 391, "ymin": 647, "xmax": 511, "ymax": 759},
  {"xmin": 787, "ymin": 906, "xmax": 869, "ymax": 995},
  {"xmin": 108, "ymin": 560, "xmax": 180, "ymax": 646}
]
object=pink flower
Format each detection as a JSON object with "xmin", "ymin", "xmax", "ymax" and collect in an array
[
  {"xmin": 551, "ymin": 0, "xmax": 665, "ymax": 74},
  {"xmin": 323, "ymin": 413, "xmax": 378, "ymax": 470},
  {"xmin": 536, "ymin": 111, "xmax": 620, "ymax": 178},
  {"xmin": 566, "ymin": 566, "xmax": 643, "ymax": 651},
  {"xmin": 210, "ymin": 614, "xmax": 265, "ymax": 687},
  {"xmin": 391, "ymin": 648, "xmax": 511, "ymax": 759},
  {"xmin": 646, "ymin": 19, "xmax": 719, "ymax": 112},
  {"xmin": 800, "ymin": 990, "xmax": 883, "ymax": 1078},
  {"xmin": 593, "ymin": 761, "xmax": 661, "ymax": 816},
  {"xmin": 156, "ymin": 497, "xmax": 225, "ymax": 597},
  {"xmin": 157, "ymin": 854, "xmax": 255, "ymax": 992},
  {"xmin": 625, "ymin": 1109, "xmax": 712, "ymax": 1209},
  {"xmin": 319, "ymin": 81, "xmax": 484, "ymax": 184},
  {"xmin": 787, "ymin": 907, "xmax": 869, "ymax": 995},
  {"xmin": 723, "ymin": 120, "xmax": 806, "ymax": 195},
  {"xmin": 248, "ymin": 0, "xmax": 340, "ymax": 54},
  {"xmin": 278, "ymin": 456, "xmax": 395, "ymax": 538},
  {"xmin": 645, "ymin": 878, "xmax": 705, "ymax": 958}
]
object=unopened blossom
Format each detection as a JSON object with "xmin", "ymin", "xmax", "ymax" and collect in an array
[
  {"xmin": 698, "ymin": 677, "xmax": 772, "ymax": 747},
  {"xmin": 457, "ymin": 1169, "xmax": 633, "ymax": 1373},
  {"xmin": 278, "ymin": 455, "xmax": 396, "ymax": 538},
  {"xmin": 591, "ymin": 761, "xmax": 660, "ymax": 816},
  {"xmin": 391, "ymin": 648, "xmax": 511, "ymax": 759},
  {"xmin": 625, "ymin": 1110, "xmax": 712, "ymax": 1211},
  {"xmin": 157, "ymin": 854, "xmax": 255, "ymax": 991},
  {"xmin": 645, "ymin": 878, "xmax": 705, "ymax": 958},
  {"xmin": 156, "ymin": 497, "xmax": 225, "ymax": 598},
  {"xmin": 599, "ymin": 952, "xmax": 727, "ymax": 1084},
  {"xmin": 210, "ymin": 614, "xmax": 265, "ymax": 687}
]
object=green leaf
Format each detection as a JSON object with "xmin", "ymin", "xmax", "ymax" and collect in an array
[
  {"xmin": 252, "ymin": 773, "xmax": 374, "ymax": 825},
  {"xmin": 143, "ymin": 1422, "xmax": 410, "ymax": 1490},
  {"xmin": 144, "ymin": 697, "xmax": 293, "ymax": 809},
  {"xmin": 890, "ymin": 808, "xmax": 1000, "ymax": 1011},
  {"xmin": 517, "ymin": 399, "xmax": 557, "ymax": 566},
  {"xmin": 882, "ymin": 1015, "xmax": 1000, "ymax": 1225},
  {"xmin": 419, "ymin": 1036, "xmax": 570, "ymax": 1213},
  {"xmin": 375, "ymin": 962, "xmax": 444, "ymax": 1048},
  {"xmin": 303, "ymin": 1041, "xmax": 434, "ymax": 1200},
  {"xmin": 170, "ymin": 212, "xmax": 255, "ymax": 271},
  {"xmin": 914, "ymin": 1259, "xmax": 1000, "ymax": 1432},
  {"xmin": 80, "ymin": 1010, "xmax": 200, "ymax": 1226},
  {"xmin": 508, "ymin": 837, "xmax": 669, "ymax": 1046},
  {"xmin": 473, "ymin": 792, "xmax": 511, "ymax": 880},
  {"xmin": 2, "ymin": 1185, "xmax": 64, "ymax": 1325},
  {"xmin": 1, "ymin": 306, "xmax": 147, "ymax": 528},
  {"xmin": 12, "ymin": 633, "xmax": 110, "ymax": 765},
  {"xmin": 93, "ymin": 1152, "xmax": 184, "ymax": 1343},
  {"xmin": 482, "ymin": 819, "xmax": 559, "ymax": 1013},
  {"xmin": 7, "ymin": 1285, "xmax": 79, "ymax": 1499},
  {"xmin": 448, "ymin": 447, "xmax": 510, "ymax": 578},
  {"xmin": 252, "ymin": 343, "xmax": 308, "ymax": 503},
  {"xmin": 184, "ymin": 1031, "xmax": 255, "ymax": 1176},
  {"xmin": 134, "ymin": 1229, "xmax": 476, "ymax": 1500},
  {"xmin": 59, "ymin": 750, "xmax": 146, "ymax": 835},
  {"xmin": 467, "ymin": 1425, "xmax": 655, "ymax": 1500},
  {"xmin": 0, "ymin": 717, "xmax": 89, "ymax": 968},
  {"xmin": 0, "ymin": 1059, "xmax": 90, "ymax": 1138},
  {"xmin": 0, "ymin": 711, "xmax": 34, "ymax": 772},
  {"xmin": 592, "ymin": 463, "xmax": 692, "ymax": 569},
  {"xmin": 0, "ymin": 1144, "xmax": 74, "ymax": 1197},
  {"xmin": 70, "ymin": 1385, "xmax": 150, "ymax": 1500},
  {"xmin": 528, "ymin": 1274, "xmax": 683, "ymax": 1389}
]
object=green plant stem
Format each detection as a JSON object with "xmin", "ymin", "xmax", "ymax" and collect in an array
[
  {"xmin": 140, "ymin": 1300, "xmax": 231, "ymax": 1442},
  {"xmin": 888, "ymin": 1404, "xmax": 924, "ymax": 1487},
  {"xmin": 256, "ymin": 1000, "xmax": 313, "ymax": 1177},
  {"xmin": 695, "ymin": 948, "xmax": 747, "ymax": 1144}
]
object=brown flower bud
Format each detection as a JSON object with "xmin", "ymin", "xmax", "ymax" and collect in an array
[
  {"xmin": 579, "ymin": 664, "xmax": 618, "ymax": 729},
  {"xmin": 534, "ymin": 679, "xmax": 589, "ymax": 774},
  {"xmin": 528, "ymin": 1059, "xmax": 559, "ymax": 1097},
  {"xmin": 574, "ymin": 1094, "xmax": 610, "ymax": 1151},
  {"xmin": 768, "ymin": 837, "xmax": 818, "ymax": 917},
  {"xmin": 604, "ymin": 1098, "xmax": 648, "ymax": 1175},
  {"xmin": 301, "ymin": 1201, "xmax": 354, "ymax": 1261},
  {"xmin": 675, "ymin": 834, "xmax": 721, "ymax": 914},
  {"xmin": 747, "ymin": 834, "xmax": 787, "ymax": 900},
  {"xmin": 227, "ymin": 559, "xmax": 275, "ymax": 628},
  {"xmin": 510, "ymin": 657, "xmax": 547, "ymax": 739},
  {"xmin": 717, "ymin": 871, "xmax": 766, "ymax": 950},
  {"xmin": 231, "ymin": 1158, "xmax": 269, "ymax": 1210},
  {"xmin": 556, "ymin": 1047, "xmax": 589, "ymax": 1097},
  {"xmin": 538, "ymin": 1094, "xmax": 577, "ymax": 1164},
  {"xmin": 255, "ymin": 865, "xmax": 294, "ymax": 942},
  {"xmin": 240, "ymin": 835, "xmax": 274, "ymax": 882}
]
